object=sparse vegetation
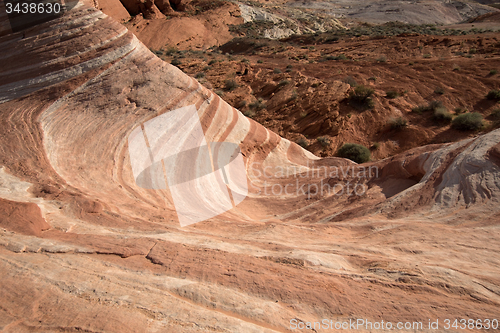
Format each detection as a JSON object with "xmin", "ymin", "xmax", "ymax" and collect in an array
[
  {"xmin": 389, "ymin": 117, "xmax": 408, "ymax": 130},
  {"xmin": 434, "ymin": 87, "xmax": 445, "ymax": 95},
  {"xmin": 412, "ymin": 100, "xmax": 443, "ymax": 114},
  {"xmin": 433, "ymin": 107, "xmax": 452, "ymax": 122},
  {"xmin": 451, "ymin": 112, "xmax": 483, "ymax": 131},
  {"xmin": 371, "ymin": 142, "xmax": 380, "ymax": 150},
  {"xmin": 376, "ymin": 56, "xmax": 387, "ymax": 63},
  {"xmin": 224, "ymin": 79, "xmax": 238, "ymax": 91},
  {"xmin": 278, "ymin": 80, "xmax": 290, "ymax": 87},
  {"xmin": 273, "ymin": 68, "xmax": 282, "ymax": 74},
  {"xmin": 171, "ymin": 58, "xmax": 182, "ymax": 66},
  {"xmin": 343, "ymin": 76, "xmax": 358, "ymax": 87},
  {"xmin": 317, "ymin": 136, "xmax": 331, "ymax": 147},
  {"xmin": 490, "ymin": 70, "xmax": 498, "ymax": 76},
  {"xmin": 348, "ymin": 85, "xmax": 375, "ymax": 109},
  {"xmin": 386, "ymin": 90, "xmax": 399, "ymax": 99},
  {"xmin": 337, "ymin": 143, "xmax": 371, "ymax": 163},
  {"xmin": 491, "ymin": 108, "xmax": 500, "ymax": 120},
  {"xmin": 195, "ymin": 72, "xmax": 205, "ymax": 79},
  {"xmin": 249, "ymin": 97, "xmax": 266, "ymax": 111},
  {"xmin": 486, "ymin": 90, "xmax": 500, "ymax": 100},
  {"xmin": 325, "ymin": 54, "xmax": 348, "ymax": 61},
  {"xmin": 297, "ymin": 137, "xmax": 309, "ymax": 148}
]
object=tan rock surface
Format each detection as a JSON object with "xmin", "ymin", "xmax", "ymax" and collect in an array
[{"xmin": 0, "ymin": 2, "xmax": 499, "ymax": 332}]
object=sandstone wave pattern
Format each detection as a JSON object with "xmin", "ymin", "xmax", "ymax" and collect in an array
[{"xmin": 0, "ymin": 2, "xmax": 499, "ymax": 332}]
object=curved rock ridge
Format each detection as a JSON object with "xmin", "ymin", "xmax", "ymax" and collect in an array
[{"xmin": 0, "ymin": 2, "xmax": 500, "ymax": 332}]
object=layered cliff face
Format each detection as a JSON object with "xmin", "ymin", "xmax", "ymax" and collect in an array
[{"xmin": 0, "ymin": 2, "xmax": 499, "ymax": 332}]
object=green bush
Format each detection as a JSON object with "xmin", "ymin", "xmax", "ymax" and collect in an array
[
  {"xmin": 337, "ymin": 143, "xmax": 371, "ymax": 163},
  {"xmin": 278, "ymin": 80, "xmax": 290, "ymax": 87},
  {"xmin": 386, "ymin": 90, "xmax": 399, "ymax": 99},
  {"xmin": 412, "ymin": 100, "xmax": 443, "ymax": 114},
  {"xmin": 389, "ymin": 117, "xmax": 408, "ymax": 130},
  {"xmin": 433, "ymin": 107, "xmax": 452, "ymax": 122},
  {"xmin": 224, "ymin": 79, "xmax": 238, "ymax": 91},
  {"xmin": 349, "ymin": 85, "xmax": 375, "ymax": 109},
  {"xmin": 297, "ymin": 137, "xmax": 309, "ymax": 148},
  {"xmin": 249, "ymin": 98, "xmax": 266, "ymax": 111},
  {"xmin": 486, "ymin": 90, "xmax": 500, "ymax": 100},
  {"xmin": 451, "ymin": 112, "xmax": 483, "ymax": 131},
  {"xmin": 434, "ymin": 87, "xmax": 445, "ymax": 95},
  {"xmin": 325, "ymin": 54, "xmax": 348, "ymax": 61},
  {"xmin": 491, "ymin": 108, "xmax": 500, "ymax": 120},
  {"xmin": 343, "ymin": 76, "xmax": 358, "ymax": 87},
  {"xmin": 317, "ymin": 136, "xmax": 331, "ymax": 147}
]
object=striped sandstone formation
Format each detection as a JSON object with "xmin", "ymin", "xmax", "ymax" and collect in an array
[{"xmin": 0, "ymin": 2, "xmax": 499, "ymax": 332}]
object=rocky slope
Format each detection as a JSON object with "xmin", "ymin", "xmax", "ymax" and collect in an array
[{"xmin": 0, "ymin": 2, "xmax": 499, "ymax": 332}]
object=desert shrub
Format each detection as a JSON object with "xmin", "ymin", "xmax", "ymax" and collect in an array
[
  {"xmin": 491, "ymin": 108, "xmax": 500, "ymax": 120},
  {"xmin": 371, "ymin": 142, "xmax": 380, "ymax": 150},
  {"xmin": 215, "ymin": 90, "xmax": 224, "ymax": 97},
  {"xmin": 317, "ymin": 136, "xmax": 331, "ymax": 147},
  {"xmin": 273, "ymin": 68, "xmax": 282, "ymax": 74},
  {"xmin": 423, "ymin": 54, "xmax": 431, "ymax": 58},
  {"xmin": 434, "ymin": 87, "xmax": 445, "ymax": 95},
  {"xmin": 337, "ymin": 143, "xmax": 371, "ymax": 163},
  {"xmin": 386, "ymin": 90, "xmax": 399, "ymax": 99},
  {"xmin": 454, "ymin": 107, "xmax": 467, "ymax": 114},
  {"xmin": 297, "ymin": 137, "xmax": 309, "ymax": 148},
  {"xmin": 236, "ymin": 100, "xmax": 247, "ymax": 109},
  {"xmin": 389, "ymin": 117, "xmax": 408, "ymax": 130},
  {"xmin": 368, "ymin": 76, "xmax": 377, "ymax": 81},
  {"xmin": 486, "ymin": 90, "xmax": 500, "ymax": 100},
  {"xmin": 243, "ymin": 110, "xmax": 255, "ymax": 118},
  {"xmin": 376, "ymin": 56, "xmax": 387, "ymax": 62},
  {"xmin": 490, "ymin": 69, "xmax": 498, "ymax": 75},
  {"xmin": 257, "ymin": 59, "xmax": 263, "ymax": 64},
  {"xmin": 171, "ymin": 58, "xmax": 182, "ymax": 66},
  {"xmin": 165, "ymin": 46, "xmax": 178, "ymax": 56},
  {"xmin": 452, "ymin": 64, "xmax": 460, "ymax": 71},
  {"xmin": 343, "ymin": 76, "xmax": 358, "ymax": 87},
  {"xmin": 433, "ymin": 107, "xmax": 452, "ymax": 122},
  {"xmin": 412, "ymin": 100, "xmax": 443, "ymax": 114},
  {"xmin": 325, "ymin": 54, "xmax": 348, "ymax": 61},
  {"xmin": 249, "ymin": 98, "xmax": 266, "ymax": 111},
  {"xmin": 224, "ymin": 79, "xmax": 238, "ymax": 91},
  {"xmin": 348, "ymin": 85, "xmax": 375, "ymax": 109},
  {"xmin": 278, "ymin": 80, "xmax": 290, "ymax": 87},
  {"xmin": 195, "ymin": 72, "xmax": 205, "ymax": 79},
  {"xmin": 208, "ymin": 59, "xmax": 217, "ymax": 65},
  {"xmin": 451, "ymin": 112, "xmax": 483, "ymax": 131}
]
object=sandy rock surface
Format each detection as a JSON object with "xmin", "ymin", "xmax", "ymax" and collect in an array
[{"xmin": 0, "ymin": 2, "xmax": 499, "ymax": 332}]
